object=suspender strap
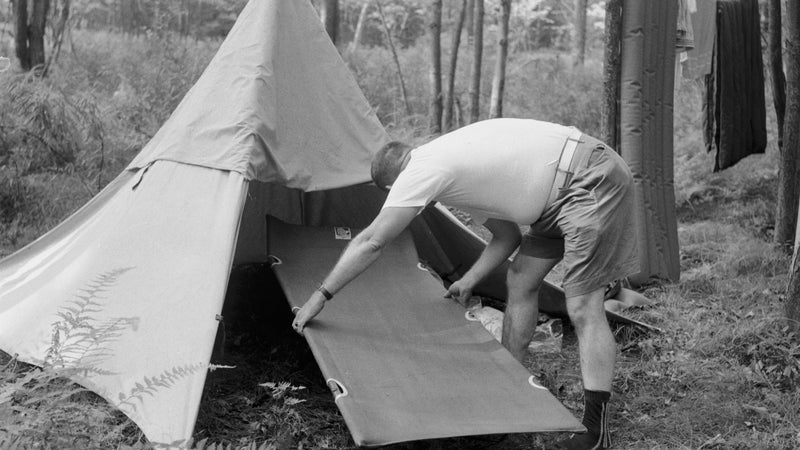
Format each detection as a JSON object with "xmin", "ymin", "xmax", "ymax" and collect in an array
[{"xmin": 546, "ymin": 128, "xmax": 584, "ymax": 207}]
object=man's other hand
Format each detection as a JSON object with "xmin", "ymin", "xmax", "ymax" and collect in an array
[{"xmin": 445, "ymin": 279, "xmax": 474, "ymax": 305}]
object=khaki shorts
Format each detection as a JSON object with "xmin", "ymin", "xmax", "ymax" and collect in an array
[{"xmin": 520, "ymin": 136, "xmax": 639, "ymax": 298}]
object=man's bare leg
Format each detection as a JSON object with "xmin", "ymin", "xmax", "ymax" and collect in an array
[
  {"xmin": 567, "ymin": 287, "xmax": 615, "ymax": 391},
  {"xmin": 556, "ymin": 286, "xmax": 615, "ymax": 449},
  {"xmin": 501, "ymin": 254, "xmax": 560, "ymax": 362}
]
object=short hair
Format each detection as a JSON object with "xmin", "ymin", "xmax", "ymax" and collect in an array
[{"xmin": 371, "ymin": 141, "xmax": 412, "ymax": 191}]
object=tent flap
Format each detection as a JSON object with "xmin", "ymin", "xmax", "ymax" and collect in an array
[{"xmin": 0, "ymin": 162, "xmax": 249, "ymax": 444}]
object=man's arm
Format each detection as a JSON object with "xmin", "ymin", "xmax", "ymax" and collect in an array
[
  {"xmin": 445, "ymin": 218, "xmax": 521, "ymax": 303},
  {"xmin": 292, "ymin": 206, "xmax": 420, "ymax": 333}
]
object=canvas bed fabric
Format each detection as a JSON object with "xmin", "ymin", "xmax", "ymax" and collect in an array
[
  {"xmin": 703, "ymin": 0, "xmax": 767, "ymax": 172},
  {"xmin": 266, "ymin": 217, "xmax": 584, "ymax": 447}
]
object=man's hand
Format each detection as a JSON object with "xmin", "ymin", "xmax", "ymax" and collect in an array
[
  {"xmin": 442, "ymin": 218, "xmax": 520, "ymax": 307},
  {"xmin": 445, "ymin": 279, "xmax": 474, "ymax": 305},
  {"xmin": 292, "ymin": 294, "xmax": 326, "ymax": 335},
  {"xmin": 289, "ymin": 208, "xmax": 419, "ymax": 336}
]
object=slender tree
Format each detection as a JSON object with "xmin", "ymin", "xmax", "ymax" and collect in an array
[
  {"xmin": 768, "ymin": 0, "xmax": 786, "ymax": 149},
  {"xmin": 468, "ymin": 0, "xmax": 484, "ymax": 124},
  {"xmin": 489, "ymin": 0, "xmax": 511, "ymax": 119},
  {"xmin": 429, "ymin": 0, "xmax": 443, "ymax": 134},
  {"xmin": 443, "ymin": 0, "xmax": 467, "ymax": 131},
  {"xmin": 44, "ymin": 0, "xmax": 70, "ymax": 76},
  {"xmin": 376, "ymin": 0, "xmax": 410, "ymax": 116},
  {"xmin": 465, "ymin": 0, "xmax": 474, "ymax": 44},
  {"xmin": 348, "ymin": 0, "xmax": 371, "ymax": 54},
  {"xmin": 772, "ymin": 0, "xmax": 798, "ymax": 250},
  {"xmin": 601, "ymin": 0, "xmax": 622, "ymax": 150},
  {"xmin": 322, "ymin": 0, "xmax": 339, "ymax": 45},
  {"xmin": 573, "ymin": 0, "xmax": 588, "ymax": 67},
  {"xmin": 785, "ymin": 0, "xmax": 800, "ymax": 328}
]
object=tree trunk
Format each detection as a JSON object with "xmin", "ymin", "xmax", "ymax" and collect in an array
[
  {"xmin": 322, "ymin": 0, "xmax": 339, "ymax": 45},
  {"xmin": 769, "ymin": 0, "xmax": 786, "ymax": 150},
  {"xmin": 468, "ymin": 0, "xmax": 484, "ymax": 124},
  {"xmin": 429, "ymin": 0, "xmax": 443, "ymax": 134},
  {"xmin": 489, "ymin": 0, "xmax": 511, "ymax": 119},
  {"xmin": 348, "ymin": 0, "xmax": 370, "ymax": 54},
  {"xmin": 443, "ymin": 0, "xmax": 467, "ymax": 132},
  {"xmin": 601, "ymin": 0, "xmax": 622, "ymax": 149},
  {"xmin": 44, "ymin": 0, "xmax": 70, "ymax": 76},
  {"xmin": 573, "ymin": 0, "xmax": 588, "ymax": 67},
  {"xmin": 376, "ymin": 0, "xmax": 410, "ymax": 117},
  {"xmin": 776, "ymin": 0, "xmax": 800, "ymax": 251},
  {"xmin": 28, "ymin": 0, "xmax": 48, "ymax": 73},
  {"xmin": 465, "ymin": 0, "xmax": 474, "ymax": 44},
  {"xmin": 13, "ymin": 0, "xmax": 48, "ymax": 74},
  {"xmin": 785, "ymin": 0, "xmax": 800, "ymax": 330},
  {"xmin": 14, "ymin": 0, "xmax": 31, "ymax": 71}
]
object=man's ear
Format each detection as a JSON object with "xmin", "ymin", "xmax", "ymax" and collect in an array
[{"xmin": 399, "ymin": 150, "xmax": 413, "ymax": 171}]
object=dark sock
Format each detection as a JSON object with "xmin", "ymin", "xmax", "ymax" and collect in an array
[{"xmin": 556, "ymin": 390, "xmax": 612, "ymax": 449}]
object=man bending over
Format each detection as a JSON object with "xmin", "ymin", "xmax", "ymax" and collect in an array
[{"xmin": 292, "ymin": 118, "xmax": 639, "ymax": 450}]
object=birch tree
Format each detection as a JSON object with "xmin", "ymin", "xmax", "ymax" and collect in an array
[
  {"xmin": 376, "ymin": 0, "xmax": 410, "ymax": 116},
  {"xmin": 601, "ymin": 0, "xmax": 622, "ymax": 149},
  {"xmin": 468, "ymin": 0, "xmax": 484, "ymax": 124},
  {"xmin": 44, "ymin": 0, "xmax": 70, "ymax": 77},
  {"xmin": 772, "ymin": 0, "xmax": 797, "ymax": 250},
  {"xmin": 573, "ymin": 0, "xmax": 588, "ymax": 67},
  {"xmin": 489, "ymin": 0, "xmax": 511, "ymax": 119},
  {"xmin": 348, "ymin": 1, "xmax": 371, "ymax": 53},
  {"xmin": 443, "ymin": 0, "xmax": 467, "ymax": 131},
  {"xmin": 768, "ymin": 0, "xmax": 786, "ymax": 148},
  {"xmin": 429, "ymin": 0, "xmax": 443, "ymax": 134}
]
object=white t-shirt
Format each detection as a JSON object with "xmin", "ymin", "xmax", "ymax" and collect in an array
[{"xmin": 383, "ymin": 118, "xmax": 576, "ymax": 225}]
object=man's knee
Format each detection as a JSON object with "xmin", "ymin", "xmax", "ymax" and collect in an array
[
  {"xmin": 566, "ymin": 288, "xmax": 606, "ymax": 328},
  {"xmin": 507, "ymin": 262, "xmax": 543, "ymax": 298}
]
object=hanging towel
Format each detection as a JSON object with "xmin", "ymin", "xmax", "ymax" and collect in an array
[
  {"xmin": 675, "ymin": 0, "xmax": 696, "ymax": 83},
  {"xmin": 683, "ymin": 0, "xmax": 717, "ymax": 80},
  {"xmin": 676, "ymin": 0, "xmax": 696, "ymax": 51},
  {"xmin": 703, "ymin": 0, "xmax": 767, "ymax": 172}
]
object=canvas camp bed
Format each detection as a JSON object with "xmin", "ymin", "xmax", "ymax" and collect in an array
[{"xmin": 265, "ymin": 216, "xmax": 583, "ymax": 447}]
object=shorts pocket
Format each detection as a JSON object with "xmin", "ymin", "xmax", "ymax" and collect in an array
[{"xmin": 585, "ymin": 144, "xmax": 607, "ymax": 168}]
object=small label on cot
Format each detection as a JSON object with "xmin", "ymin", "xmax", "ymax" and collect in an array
[{"xmin": 334, "ymin": 227, "xmax": 351, "ymax": 240}]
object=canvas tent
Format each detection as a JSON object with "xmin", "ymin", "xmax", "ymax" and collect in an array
[{"xmin": 0, "ymin": 0, "xmax": 585, "ymax": 446}]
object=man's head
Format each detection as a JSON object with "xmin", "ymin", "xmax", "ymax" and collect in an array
[{"xmin": 371, "ymin": 141, "xmax": 412, "ymax": 192}]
